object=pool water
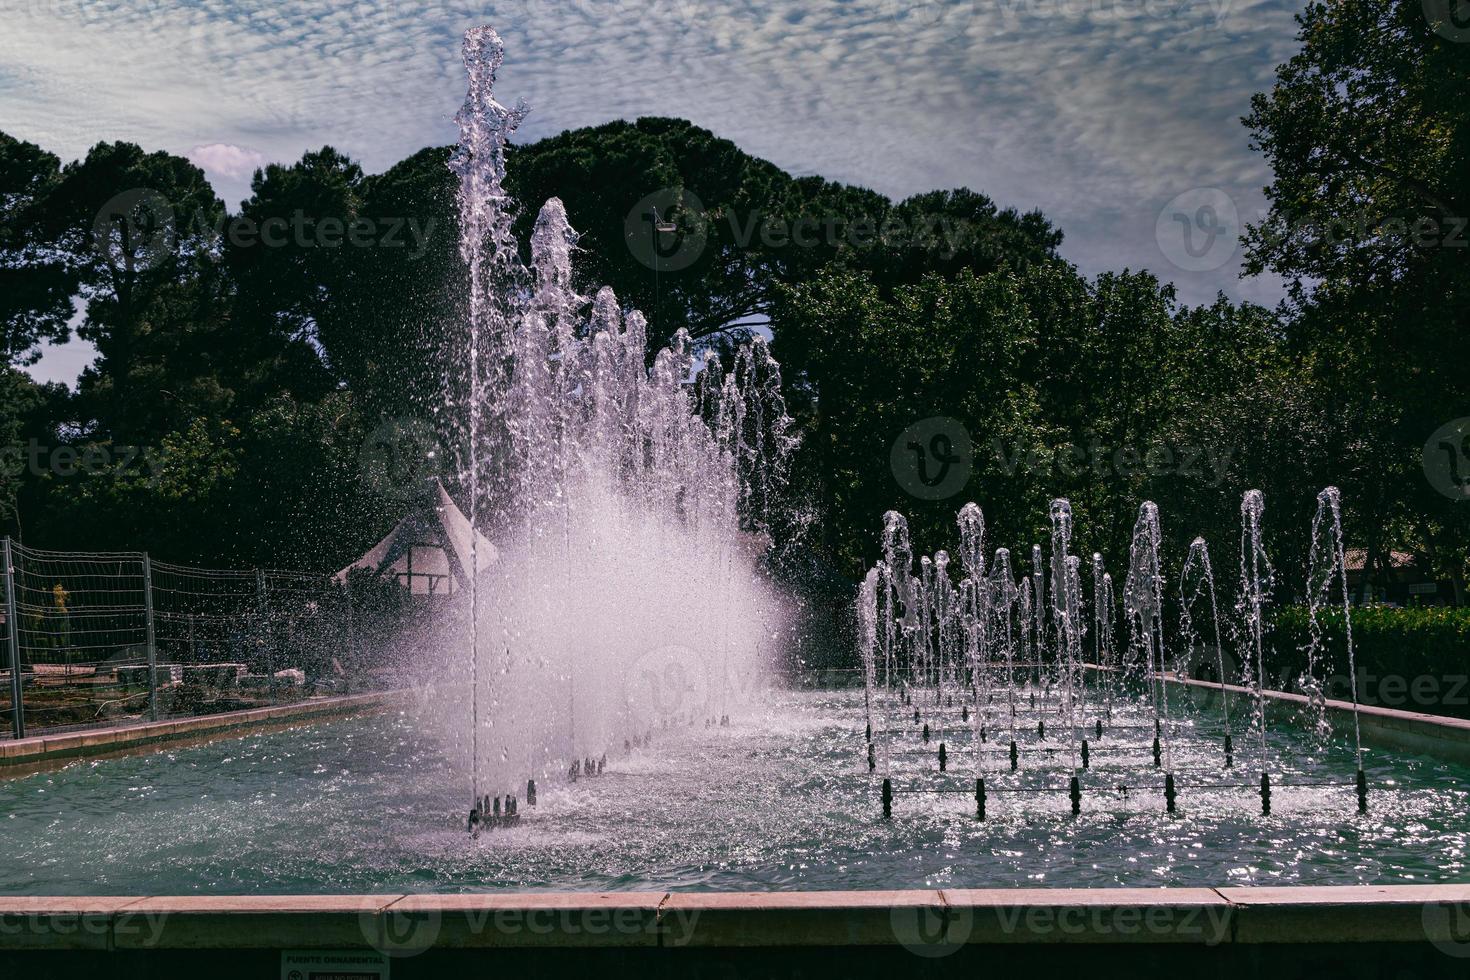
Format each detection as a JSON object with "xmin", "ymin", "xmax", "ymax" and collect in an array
[{"xmin": 1, "ymin": 687, "xmax": 1466, "ymax": 894}]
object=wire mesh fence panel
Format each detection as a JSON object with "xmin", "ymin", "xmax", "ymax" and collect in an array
[
  {"xmin": 1, "ymin": 539, "xmax": 388, "ymax": 739},
  {"xmin": 149, "ymin": 560, "xmax": 271, "ymax": 717},
  {"xmin": 5, "ymin": 544, "xmax": 150, "ymax": 734},
  {"xmin": 258, "ymin": 569, "xmax": 355, "ymax": 700}
]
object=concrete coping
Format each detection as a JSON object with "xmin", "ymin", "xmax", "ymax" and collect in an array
[{"xmin": 5, "ymin": 886, "xmax": 1470, "ymax": 951}]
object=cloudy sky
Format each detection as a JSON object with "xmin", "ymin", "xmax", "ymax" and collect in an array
[{"xmin": 4, "ymin": 0, "xmax": 1301, "ymax": 384}]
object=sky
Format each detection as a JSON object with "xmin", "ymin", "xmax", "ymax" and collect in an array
[{"xmin": 4, "ymin": 0, "xmax": 1302, "ymax": 386}]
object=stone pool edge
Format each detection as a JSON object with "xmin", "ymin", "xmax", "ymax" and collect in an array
[
  {"xmin": 0, "ymin": 691, "xmax": 399, "ymax": 774},
  {"xmin": 3, "ymin": 886, "xmax": 1470, "ymax": 950}
]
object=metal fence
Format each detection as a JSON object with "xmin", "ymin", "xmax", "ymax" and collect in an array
[{"xmin": 0, "ymin": 538, "xmax": 405, "ymax": 740}]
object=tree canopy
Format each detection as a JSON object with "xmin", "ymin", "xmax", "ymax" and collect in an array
[{"xmin": 0, "ymin": 5, "xmax": 1464, "ymax": 626}]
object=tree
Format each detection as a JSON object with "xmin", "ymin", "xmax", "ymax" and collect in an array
[
  {"xmin": 46, "ymin": 142, "xmax": 226, "ymax": 441},
  {"xmin": 1243, "ymin": 0, "xmax": 1470, "ymax": 601},
  {"xmin": 0, "ymin": 132, "xmax": 75, "ymax": 366},
  {"xmin": 772, "ymin": 266, "xmax": 1053, "ymax": 575},
  {"xmin": 504, "ymin": 118, "xmax": 1062, "ymax": 346}
]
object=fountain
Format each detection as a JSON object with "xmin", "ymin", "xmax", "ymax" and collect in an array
[
  {"xmin": 4, "ymin": 28, "xmax": 1467, "ymax": 906},
  {"xmin": 1307, "ymin": 486, "xmax": 1368, "ymax": 810},
  {"xmin": 445, "ymin": 27, "xmax": 797, "ymax": 832},
  {"xmin": 859, "ymin": 490, "xmax": 1375, "ymax": 820}
]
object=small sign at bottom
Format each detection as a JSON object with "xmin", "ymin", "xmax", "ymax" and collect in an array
[{"xmin": 281, "ymin": 950, "xmax": 389, "ymax": 980}]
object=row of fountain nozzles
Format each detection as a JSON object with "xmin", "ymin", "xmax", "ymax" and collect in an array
[
  {"xmin": 569, "ymin": 755, "xmax": 606, "ymax": 781},
  {"xmin": 469, "ymin": 789, "xmax": 525, "ymax": 835}
]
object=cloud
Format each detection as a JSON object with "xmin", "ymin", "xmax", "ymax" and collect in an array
[
  {"xmin": 0, "ymin": 0, "xmax": 1304, "ymax": 306},
  {"xmin": 188, "ymin": 143, "xmax": 267, "ymax": 180}
]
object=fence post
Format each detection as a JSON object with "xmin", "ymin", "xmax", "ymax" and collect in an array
[
  {"xmin": 142, "ymin": 552, "xmax": 158, "ymax": 722},
  {"xmin": 4, "ymin": 538, "xmax": 25, "ymax": 740}
]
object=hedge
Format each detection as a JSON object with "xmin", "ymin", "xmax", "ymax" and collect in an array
[{"xmin": 1270, "ymin": 605, "xmax": 1470, "ymax": 718}]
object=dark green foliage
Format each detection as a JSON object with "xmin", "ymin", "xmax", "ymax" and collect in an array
[
  {"xmin": 0, "ymin": 5, "xmax": 1463, "ymax": 628},
  {"xmin": 1272, "ymin": 606, "xmax": 1470, "ymax": 717}
]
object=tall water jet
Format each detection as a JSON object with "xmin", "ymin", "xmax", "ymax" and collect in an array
[
  {"xmin": 956, "ymin": 503, "xmax": 988, "ymax": 769},
  {"xmin": 879, "ymin": 510, "xmax": 915, "ymax": 772},
  {"xmin": 1307, "ymin": 487, "xmax": 1365, "ymax": 780},
  {"xmin": 451, "ymin": 26, "xmax": 528, "ymax": 810},
  {"xmin": 858, "ymin": 566, "xmax": 880, "ymax": 755},
  {"xmin": 443, "ymin": 26, "xmax": 796, "ymax": 822},
  {"xmin": 1019, "ymin": 542, "xmax": 1042, "ymax": 707},
  {"xmin": 1091, "ymin": 553, "xmax": 1115, "ymax": 716},
  {"xmin": 1181, "ymin": 537, "xmax": 1231, "ymax": 759},
  {"xmin": 1238, "ymin": 490, "xmax": 1274, "ymax": 771},
  {"xmin": 1048, "ymin": 500, "xmax": 1082, "ymax": 774},
  {"xmin": 991, "ymin": 547, "xmax": 1020, "ymax": 746},
  {"xmin": 1124, "ymin": 502, "xmax": 1173, "ymax": 774}
]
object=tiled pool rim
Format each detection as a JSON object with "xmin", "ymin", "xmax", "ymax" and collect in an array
[{"xmin": 4, "ymin": 886, "xmax": 1470, "ymax": 949}]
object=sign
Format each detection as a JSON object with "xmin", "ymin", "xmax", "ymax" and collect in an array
[
  {"xmin": 1408, "ymin": 582, "xmax": 1439, "ymax": 595},
  {"xmin": 281, "ymin": 950, "xmax": 388, "ymax": 980}
]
